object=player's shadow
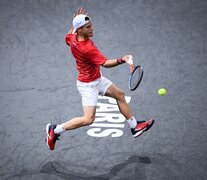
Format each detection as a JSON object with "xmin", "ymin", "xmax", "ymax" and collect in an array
[
  {"xmin": 96, "ymin": 155, "xmax": 151, "ymax": 180},
  {"xmin": 40, "ymin": 155, "xmax": 151, "ymax": 180}
]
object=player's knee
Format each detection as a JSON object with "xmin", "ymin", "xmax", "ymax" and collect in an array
[
  {"xmin": 84, "ymin": 116, "xmax": 95, "ymax": 126},
  {"xmin": 116, "ymin": 89, "xmax": 125, "ymax": 100}
]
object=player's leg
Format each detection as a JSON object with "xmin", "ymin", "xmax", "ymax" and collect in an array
[
  {"xmin": 46, "ymin": 79, "xmax": 99, "ymax": 150},
  {"xmin": 62, "ymin": 106, "xmax": 96, "ymax": 130},
  {"xmin": 46, "ymin": 106, "xmax": 96, "ymax": 150},
  {"xmin": 105, "ymin": 84, "xmax": 132, "ymax": 120},
  {"xmin": 104, "ymin": 83, "xmax": 154, "ymax": 138},
  {"xmin": 55, "ymin": 78, "xmax": 99, "ymax": 132}
]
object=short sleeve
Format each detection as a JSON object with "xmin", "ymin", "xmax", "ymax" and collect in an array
[
  {"xmin": 65, "ymin": 34, "xmax": 76, "ymax": 46},
  {"xmin": 86, "ymin": 48, "xmax": 107, "ymax": 65}
]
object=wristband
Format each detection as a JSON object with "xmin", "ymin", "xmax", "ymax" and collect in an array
[{"xmin": 117, "ymin": 57, "xmax": 125, "ymax": 64}]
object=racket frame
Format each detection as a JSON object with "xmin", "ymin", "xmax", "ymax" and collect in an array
[{"xmin": 128, "ymin": 65, "xmax": 144, "ymax": 91}]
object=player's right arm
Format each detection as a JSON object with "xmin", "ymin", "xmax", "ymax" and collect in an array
[
  {"xmin": 67, "ymin": 7, "xmax": 87, "ymax": 35},
  {"xmin": 67, "ymin": 27, "xmax": 74, "ymax": 35},
  {"xmin": 102, "ymin": 55, "xmax": 131, "ymax": 68}
]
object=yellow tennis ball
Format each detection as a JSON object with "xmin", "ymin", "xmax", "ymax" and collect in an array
[{"xmin": 158, "ymin": 88, "xmax": 167, "ymax": 96}]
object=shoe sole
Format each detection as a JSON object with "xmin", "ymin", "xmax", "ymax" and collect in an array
[
  {"xmin": 133, "ymin": 119, "xmax": 154, "ymax": 138},
  {"xmin": 133, "ymin": 128, "xmax": 146, "ymax": 138},
  {"xmin": 46, "ymin": 123, "xmax": 51, "ymax": 150}
]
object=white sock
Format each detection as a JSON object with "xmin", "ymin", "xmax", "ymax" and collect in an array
[
  {"xmin": 54, "ymin": 124, "xmax": 65, "ymax": 134},
  {"xmin": 127, "ymin": 116, "xmax": 137, "ymax": 128}
]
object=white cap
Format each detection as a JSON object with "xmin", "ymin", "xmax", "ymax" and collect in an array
[{"xmin": 72, "ymin": 14, "xmax": 90, "ymax": 34}]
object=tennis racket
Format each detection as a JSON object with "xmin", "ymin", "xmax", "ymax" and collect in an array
[{"xmin": 127, "ymin": 55, "xmax": 144, "ymax": 91}]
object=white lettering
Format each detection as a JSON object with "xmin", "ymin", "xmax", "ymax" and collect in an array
[
  {"xmin": 94, "ymin": 113, "xmax": 125, "ymax": 123},
  {"xmin": 90, "ymin": 123, "xmax": 125, "ymax": 128},
  {"xmin": 98, "ymin": 95, "xmax": 131, "ymax": 104},
  {"xmin": 96, "ymin": 103, "xmax": 119, "ymax": 112},
  {"xmin": 87, "ymin": 128, "xmax": 124, "ymax": 137}
]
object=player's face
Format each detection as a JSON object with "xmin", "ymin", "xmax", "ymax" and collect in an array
[{"xmin": 80, "ymin": 21, "xmax": 93, "ymax": 37}]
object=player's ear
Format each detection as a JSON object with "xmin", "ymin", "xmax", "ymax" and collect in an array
[{"xmin": 77, "ymin": 27, "xmax": 83, "ymax": 34}]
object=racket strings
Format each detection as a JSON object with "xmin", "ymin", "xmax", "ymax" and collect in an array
[
  {"xmin": 129, "ymin": 66, "xmax": 143, "ymax": 91},
  {"xmin": 131, "ymin": 69, "xmax": 140, "ymax": 87}
]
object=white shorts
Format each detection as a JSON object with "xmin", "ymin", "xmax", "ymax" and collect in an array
[{"xmin": 77, "ymin": 76, "xmax": 113, "ymax": 106}]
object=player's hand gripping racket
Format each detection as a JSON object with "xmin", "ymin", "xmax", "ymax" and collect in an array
[{"xmin": 127, "ymin": 55, "xmax": 144, "ymax": 91}]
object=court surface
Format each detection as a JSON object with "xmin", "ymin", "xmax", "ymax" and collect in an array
[{"xmin": 0, "ymin": 0, "xmax": 207, "ymax": 180}]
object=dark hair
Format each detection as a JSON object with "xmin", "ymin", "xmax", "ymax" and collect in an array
[{"xmin": 85, "ymin": 16, "xmax": 90, "ymax": 21}]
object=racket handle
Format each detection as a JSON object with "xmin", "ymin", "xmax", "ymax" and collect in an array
[{"xmin": 130, "ymin": 64, "xmax": 134, "ymax": 73}]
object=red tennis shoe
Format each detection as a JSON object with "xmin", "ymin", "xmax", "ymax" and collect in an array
[
  {"xmin": 131, "ymin": 119, "xmax": 154, "ymax": 138},
  {"xmin": 46, "ymin": 123, "xmax": 60, "ymax": 150}
]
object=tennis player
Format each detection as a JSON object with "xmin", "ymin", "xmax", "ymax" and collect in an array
[{"xmin": 46, "ymin": 8, "xmax": 154, "ymax": 150}]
